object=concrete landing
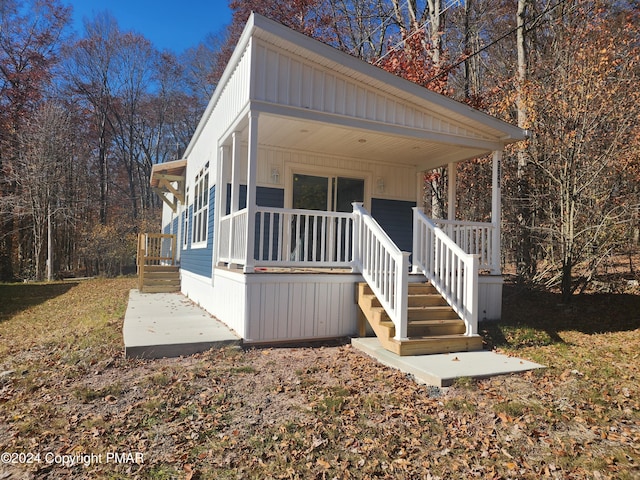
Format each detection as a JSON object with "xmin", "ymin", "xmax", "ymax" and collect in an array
[
  {"xmin": 123, "ymin": 290, "xmax": 241, "ymax": 359},
  {"xmin": 352, "ymin": 337, "xmax": 544, "ymax": 387}
]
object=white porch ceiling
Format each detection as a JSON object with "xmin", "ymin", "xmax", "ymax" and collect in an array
[{"xmin": 249, "ymin": 114, "xmax": 490, "ymax": 171}]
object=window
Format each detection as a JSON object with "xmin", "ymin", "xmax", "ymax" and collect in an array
[
  {"xmin": 182, "ymin": 188, "xmax": 189, "ymax": 248},
  {"xmin": 192, "ymin": 164, "xmax": 209, "ymax": 245}
]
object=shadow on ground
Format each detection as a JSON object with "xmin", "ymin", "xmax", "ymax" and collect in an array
[
  {"xmin": 0, "ymin": 282, "xmax": 79, "ymax": 322},
  {"xmin": 480, "ymin": 283, "xmax": 640, "ymax": 350}
]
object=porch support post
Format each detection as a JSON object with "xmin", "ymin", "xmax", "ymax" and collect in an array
[
  {"xmin": 215, "ymin": 145, "xmax": 230, "ymax": 268},
  {"xmin": 244, "ymin": 112, "xmax": 258, "ymax": 273},
  {"xmin": 228, "ymin": 132, "xmax": 242, "ymax": 269},
  {"xmin": 491, "ymin": 150, "xmax": 503, "ymax": 274},
  {"xmin": 230, "ymin": 132, "xmax": 241, "ymax": 214},
  {"xmin": 447, "ymin": 162, "xmax": 456, "ymax": 221}
]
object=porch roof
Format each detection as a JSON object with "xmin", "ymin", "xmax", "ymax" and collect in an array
[{"xmin": 186, "ymin": 13, "xmax": 526, "ymax": 170}]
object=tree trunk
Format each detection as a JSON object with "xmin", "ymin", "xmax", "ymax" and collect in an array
[{"xmin": 515, "ymin": 0, "xmax": 534, "ymax": 282}]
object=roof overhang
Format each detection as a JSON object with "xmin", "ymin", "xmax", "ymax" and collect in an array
[{"xmin": 150, "ymin": 159, "xmax": 187, "ymax": 212}]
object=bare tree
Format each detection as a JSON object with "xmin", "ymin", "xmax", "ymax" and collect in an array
[
  {"xmin": 13, "ymin": 102, "xmax": 73, "ymax": 280},
  {"xmin": 526, "ymin": 2, "xmax": 640, "ymax": 301},
  {"xmin": 64, "ymin": 12, "xmax": 121, "ymax": 225}
]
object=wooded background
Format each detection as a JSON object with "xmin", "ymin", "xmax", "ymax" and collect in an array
[{"xmin": 1, "ymin": 0, "xmax": 638, "ymax": 301}]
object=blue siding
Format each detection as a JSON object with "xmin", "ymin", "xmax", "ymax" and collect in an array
[
  {"xmin": 257, "ymin": 186, "xmax": 284, "ymax": 208},
  {"xmin": 225, "ymin": 184, "xmax": 284, "ymax": 214},
  {"xmin": 180, "ymin": 186, "xmax": 215, "ymax": 278},
  {"xmin": 371, "ymin": 198, "xmax": 416, "ymax": 253},
  {"xmin": 171, "ymin": 216, "xmax": 178, "ymax": 234},
  {"xmin": 254, "ymin": 187, "xmax": 285, "ymax": 260}
]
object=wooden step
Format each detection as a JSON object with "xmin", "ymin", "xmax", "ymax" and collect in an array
[
  {"xmin": 407, "ymin": 319, "xmax": 466, "ymax": 337},
  {"xmin": 368, "ymin": 305, "xmax": 460, "ymax": 324},
  {"xmin": 144, "ymin": 272, "xmax": 180, "ymax": 280},
  {"xmin": 356, "ymin": 281, "xmax": 481, "ymax": 356},
  {"xmin": 359, "ymin": 282, "xmax": 438, "ymax": 297},
  {"xmin": 143, "ymin": 278, "xmax": 180, "ymax": 286},
  {"xmin": 141, "ymin": 285, "xmax": 181, "ymax": 293},
  {"xmin": 388, "ymin": 335, "xmax": 483, "ymax": 356},
  {"xmin": 360, "ymin": 293, "xmax": 448, "ymax": 309},
  {"xmin": 140, "ymin": 264, "xmax": 180, "ymax": 293}
]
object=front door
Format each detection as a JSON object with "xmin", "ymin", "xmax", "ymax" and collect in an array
[
  {"xmin": 291, "ymin": 174, "xmax": 364, "ymax": 261},
  {"xmin": 292, "ymin": 174, "xmax": 364, "ymax": 212}
]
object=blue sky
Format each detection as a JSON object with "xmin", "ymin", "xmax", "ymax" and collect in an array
[{"xmin": 64, "ymin": 0, "xmax": 232, "ymax": 54}]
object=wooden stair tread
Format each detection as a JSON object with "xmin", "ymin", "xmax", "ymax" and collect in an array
[{"xmin": 357, "ymin": 280, "xmax": 480, "ymax": 356}]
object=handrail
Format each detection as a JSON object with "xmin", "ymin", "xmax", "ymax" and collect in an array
[
  {"xmin": 352, "ymin": 203, "xmax": 409, "ymax": 340},
  {"xmin": 412, "ymin": 208, "xmax": 478, "ymax": 336},
  {"xmin": 433, "ymin": 219, "xmax": 497, "ymax": 272}
]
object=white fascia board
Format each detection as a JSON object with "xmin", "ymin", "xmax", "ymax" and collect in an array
[
  {"xmin": 251, "ymin": 14, "xmax": 526, "ymax": 143},
  {"xmin": 183, "ymin": 15, "xmax": 259, "ymax": 159}
]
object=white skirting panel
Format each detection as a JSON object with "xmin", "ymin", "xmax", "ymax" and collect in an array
[
  {"xmin": 181, "ymin": 269, "xmax": 247, "ymax": 338},
  {"xmin": 244, "ymin": 272, "xmax": 362, "ymax": 343},
  {"xmin": 478, "ymin": 275, "xmax": 503, "ymax": 321},
  {"xmin": 183, "ymin": 269, "xmax": 362, "ymax": 343}
]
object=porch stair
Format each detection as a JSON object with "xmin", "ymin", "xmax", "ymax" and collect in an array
[
  {"xmin": 356, "ymin": 282, "xmax": 483, "ymax": 356},
  {"xmin": 139, "ymin": 265, "xmax": 181, "ymax": 293}
]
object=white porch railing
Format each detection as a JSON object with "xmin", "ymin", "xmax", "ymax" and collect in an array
[
  {"xmin": 352, "ymin": 203, "xmax": 410, "ymax": 340},
  {"xmin": 413, "ymin": 208, "xmax": 479, "ymax": 336},
  {"xmin": 254, "ymin": 207, "xmax": 354, "ymax": 267},
  {"xmin": 218, "ymin": 207, "xmax": 354, "ymax": 268},
  {"xmin": 218, "ymin": 204, "xmax": 481, "ymax": 340},
  {"xmin": 218, "ymin": 209, "xmax": 248, "ymax": 265},
  {"xmin": 435, "ymin": 219, "xmax": 497, "ymax": 272}
]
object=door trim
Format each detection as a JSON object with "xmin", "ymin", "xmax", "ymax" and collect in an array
[{"xmin": 284, "ymin": 162, "xmax": 372, "ymax": 211}]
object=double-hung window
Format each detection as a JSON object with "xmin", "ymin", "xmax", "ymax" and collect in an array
[{"xmin": 192, "ymin": 164, "xmax": 209, "ymax": 246}]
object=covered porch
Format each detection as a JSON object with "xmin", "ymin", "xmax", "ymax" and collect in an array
[{"xmin": 209, "ymin": 107, "xmax": 507, "ymax": 355}]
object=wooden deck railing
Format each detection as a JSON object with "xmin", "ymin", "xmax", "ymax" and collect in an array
[
  {"xmin": 412, "ymin": 208, "xmax": 479, "ymax": 336},
  {"xmin": 137, "ymin": 233, "xmax": 176, "ymax": 290}
]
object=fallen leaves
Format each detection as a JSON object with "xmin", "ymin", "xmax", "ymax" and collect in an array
[{"xmin": 0, "ymin": 278, "xmax": 639, "ymax": 479}]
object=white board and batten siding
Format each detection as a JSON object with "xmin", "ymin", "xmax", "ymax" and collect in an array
[
  {"xmin": 181, "ymin": 269, "xmax": 248, "ymax": 338},
  {"xmin": 256, "ymin": 145, "xmax": 417, "ymax": 202},
  {"xmin": 478, "ymin": 275, "xmax": 503, "ymax": 321},
  {"xmin": 252, "ymin": 41, "xmax": 492, "ymax": 143},
  {"xmin": 187, "ymin": 43, "xmax": 253, "ymax": 186},
  {"xmin": 182, "ymin": 268, "xmax": 361, "ymax": 343}
]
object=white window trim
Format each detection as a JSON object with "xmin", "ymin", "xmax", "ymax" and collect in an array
[
  {"xmin": 191, "ymin": 164, "xmax": 209, "ymax": 248},
  {"xmin": 182, "ymin": 188, "xmax": 189, "ymax": 250}
]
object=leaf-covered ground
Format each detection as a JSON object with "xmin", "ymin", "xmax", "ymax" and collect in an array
[{"xmin": 0, "ymin": 277, "xmax": 638, "ymax": 479}]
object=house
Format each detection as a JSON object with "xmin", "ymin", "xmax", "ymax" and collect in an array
[{"xmin": 145, "ymin": 13, "xmax": 526, "ymax": 356}]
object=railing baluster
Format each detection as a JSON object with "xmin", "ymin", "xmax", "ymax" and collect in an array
[
  {"xmin": 258, "ymin": 211, "xmax": 265, "ymax": 261},
  {"xmin": 413, "ymin": 209, "xmax": 479, "ymax": 339}
]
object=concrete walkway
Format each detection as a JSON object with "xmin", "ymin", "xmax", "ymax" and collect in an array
[
  {"xmin": 122, "ymin": 290, "xmax": 543, "ymax": 385},
  {"xmin": 123, "ymin": 290, "xmax": 241, "ymax": 359},
  {"xmin": 352, "ymin": 337, "xmax": 544, "ymax": 386}
]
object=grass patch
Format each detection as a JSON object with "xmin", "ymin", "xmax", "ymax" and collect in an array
[{"xmin": 74, "ymin": 383, "xmax": 124, "ymax": 403}]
